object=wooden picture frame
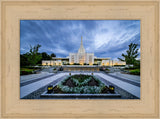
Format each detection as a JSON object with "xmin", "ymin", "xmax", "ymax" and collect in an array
[{"xmin": 0, "ymin": 0, "xmax": 159, "ymax": 118}]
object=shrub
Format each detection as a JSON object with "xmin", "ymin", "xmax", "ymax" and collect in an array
[
  {"xmin": 114, "ymin": 65, "xmax": 125, "ymax": 67},
  {"xmin": 73, "ymin": 63, "xmax": 80, "ymax": 65},
  {"xmin": 105, "ymin": 68, "xmax": 110, "ymax": 71},
  {"xmin": 59, "ymin": 67, "xmax": 63, "ymax": 71},
  {"xmin": 99, "ymin": 67, "xmax": 106, "ymax": 71},
  {"xmin": 71, "ymin": 74, "xmax": 91, "ymax": 83},
  {"xmin": 57, "ymin": 75, "xmax": 105, "ymax": 94},
  {"xmin": 71, "ymin": 77, "xmax": 92, "ymax": 86}
]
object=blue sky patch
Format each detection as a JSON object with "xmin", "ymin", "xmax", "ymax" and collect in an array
[{"xmin": 20, "ymin": 20, "xmax": 140, "ymax": 60}]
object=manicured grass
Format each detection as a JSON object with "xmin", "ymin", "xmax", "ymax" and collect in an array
[
  {"xmin": 20, "ymin": 68, "xmax": 35, "ymax": 75},
  {"xmin": 21, "ymin": 68, "xmax": 35, "ymax": 72},
  {"xmin": 129, "ymin": 69, "xmax": 140, "ymax": 75},
  {"xmin": 21, "ymin": 66, "xmax": 40, "ymax": 69},
  {"xmin": 20, "ymin": 66, "xmax": 41, "ymax": 75}
]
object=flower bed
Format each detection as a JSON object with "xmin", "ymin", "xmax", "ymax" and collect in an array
[{"xmin": 50, "ymin": 74, "xmax": 110, "ymax": 94}]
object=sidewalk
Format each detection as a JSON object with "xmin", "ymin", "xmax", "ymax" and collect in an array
[
  {"xmin": 20, "ymin": 72, "xmax": 140, "ymax": 99},
  {"xmin": 20, "ymin": 72, "xmax": 54, "ymax": 83},
  {"xmin": 95, "ymin": 73, "xmax": 140, "ymax": 98},
  {"xmin": 108, "ymin": 72, "xmax": 140, "ymax": 83},
  {"xmin": 20, "ymin": 73, "xmax": 68, "ymax": 98}
]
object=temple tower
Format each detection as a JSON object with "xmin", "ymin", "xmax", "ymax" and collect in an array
[
  {"xmin": 78, "ymin": 36, "xmax": 86, "ymax": 64},
  {"xmin": 78, "ymin": 36, "xmax": 85, "ymax": 54}
]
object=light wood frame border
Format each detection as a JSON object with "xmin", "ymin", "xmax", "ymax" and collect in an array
[{"xmin": 0, "ymin": 0, "xmax": 159, "ymax": 118}]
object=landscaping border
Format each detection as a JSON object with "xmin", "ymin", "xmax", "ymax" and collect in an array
[{"xmin": 40, "ymin": 91, "xmax": 121, "ymax": 99}]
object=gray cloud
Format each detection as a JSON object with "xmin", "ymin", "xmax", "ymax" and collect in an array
[{"xmin": 20, "ymin": 20, "xmax": 140, "ymax": 59}]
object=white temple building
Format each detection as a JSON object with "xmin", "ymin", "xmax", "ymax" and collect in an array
[
  {"xmin": 69, "ymin": 37, "xmax": 94, "ymax": 65},
  {"xmin": 42, "ymin": 37, "xmax": 126, "ymax": 66}
]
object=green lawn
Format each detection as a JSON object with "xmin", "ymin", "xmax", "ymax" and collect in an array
[
  {"xmin": 129, "ymin": 69, "xmax": 140, "ymax": 75},
  {"xmin": 21, "ymin": 68, "xmax": 35, "ymax": 71},
  {"xmin": 20, "ymin": 68, "xmax": 35, "ymax": 75}
]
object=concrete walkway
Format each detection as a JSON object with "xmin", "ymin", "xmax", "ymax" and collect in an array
[
  {"xmin": 95, "ymin": 73, "xmax": 140, "ymax": 98},
  {"xmin": 105, "ymin": 73, "xmax": 140, "ymax": 87},
  {"xmin": 41, "ymin": 67, "xmax": 56, "ymax": 73},
  {"xmin": 108, "ymin": 72, "xmax": 140, "ymax": 82},
  {"xmin": 20, "ymin": 73, "xmax": 68, "ymax": 98},
  {"xmin": 20, "ymin": 72, "xmax": 54, "ymax": 83},
  {"xmin": 20, "ymin": 72, "xmax": 140, "ymax": 99}
]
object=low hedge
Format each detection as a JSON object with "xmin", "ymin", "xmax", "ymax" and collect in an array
[{"xmin": 114, "ymin": 65, "xmax": 125, "ymax": 67}]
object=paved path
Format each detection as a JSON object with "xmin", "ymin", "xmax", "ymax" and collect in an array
[
  {"xmin": 41, "ymin": 67, "xmax": 56, "ymax": 73},
  {"xmin": 20, "ymin": 72, "xmax": 140, "ymax": 99},
  {"xmin": 20, "ymin": 73, "xmax": 68, "ymax": 98},
  {"xmin": 70, "ymin": 72, "xmax": 94, "ymax": 75},
  {"xmin": 95, "ymin": 73, "xmax": 140, "ymax": 98},
  {"xmin": 109, "ymin": 72, "xmax": 140, "ymax": 82},
  {"xmin": 20, "ymin": 73, "xmax": 55, "ymax": 87},
  {"xmin": 105, "ymin": 73, "xmax": 140, "ymax": 87},
  {"xmin": 20, "ymin": 72, "xmax": 54, "ymax": 83}
]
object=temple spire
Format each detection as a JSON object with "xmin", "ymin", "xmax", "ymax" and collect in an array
[
  {"xmin": 81, "ymin": 36, "xmax": 83, "ymax": 45},
  {"xmin": 78, "ymin": 36, "xmax": 85, "ymax": 53}
]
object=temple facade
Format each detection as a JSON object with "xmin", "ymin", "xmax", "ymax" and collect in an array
[
  {"xmin": 69, "ymin": 37, "xmax": 94, "ymax": 65},
  {"xmin": 42, "ymin": 37, "xmax": 126, "ymax": 66}
]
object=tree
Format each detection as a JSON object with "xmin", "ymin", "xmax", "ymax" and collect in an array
[
  {"xmin": 27, "ymin": 44, "xmax": 42, "ymax": 66},
  {"xmin": 118, "ymin": 43, "xmax": 139, "ymax": 65},
  {"xmin": 51, "ymin": 53, "xmax": 56, "ymax": 57},
  {"xmin": 41, "ymin": 52, "xmax": 52, "ymax": 60},
  {"xmin": 20, "ymin": 53, "xmax": 30, "ymax": 67}
]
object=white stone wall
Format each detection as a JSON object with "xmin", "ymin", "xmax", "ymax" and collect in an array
[
  {"xmin": 69, "ymin": 52, "xmax": 94, "ymax": 65},
  {"xmin": 42, "ymin": 60, "xmax": 52, "ymax": 65},
  {"xmin": 86, "ymin": 53, "xmax": 94, "ymax": 64},
  {"xmin": 113, "ymin": 60, "xmax": 126, "ymax": 65},
  {"xmin": 101, "ymin": 60, "xmax": 110, "ymax": 66},
  {"xmin": 42, "ymin": 59, "xmax": 126, "ymax": 66},
  {"xmin": 69, "ymin": 53, "xmax": 77, "ymax": 64},
  {"xmin": 101, "ymin": 60, "xmax": 126, "ymax": 66},
  {"xmin": 42, "ymin": 60, "xmax": 62, "ymax": 66}
]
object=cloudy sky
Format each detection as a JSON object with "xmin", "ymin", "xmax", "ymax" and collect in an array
[{"xmin": 20, "ymin": 20, "xmax": 140, "ymax": 60}]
